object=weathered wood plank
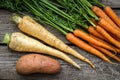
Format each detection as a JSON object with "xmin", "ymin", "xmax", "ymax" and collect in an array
[
  {"xmin": 101, "ymin": 0, "xmax": 120, "ymax": 8},
  {"xmin": 0, "ymin": 1, "xmax": 120, "ymax": 80},
  {"xmin": 0, "ymin": 46, "xmax": 120, "ymax": 80}
]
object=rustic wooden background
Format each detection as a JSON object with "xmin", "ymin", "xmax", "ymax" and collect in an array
[{"xmin": 0, "ymin": 0, "xmax": 120, "ymax": 80}]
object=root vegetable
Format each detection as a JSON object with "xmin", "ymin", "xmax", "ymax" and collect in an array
[
  {"xmin": 88, "ymin": 26, "xmax": 106, "ymax": 41},
  {"xmin": 3, "ymin": 32, "xmax": 80, "ymax": 69},
  {"xmin": 12, "ymin": 15, "xmax": 94, "ymax": 68},
  {"xmin": 95, "ymin": 25, "xmax": 120, "ymax": 48},
  {"xmin": 73, "ymin": 29, "xmax": 115, "ymax": 52},
  {"xmin": 16, "ymin": 54, "xmax": 61, "ymax": 74},
  {"xmin": 66, "ymin": 33, "xmax": 112, "ymax": 64},
  {"xmin": 90, "ymin": 44, "xmax": 120, "ymax": 62},
  {"xmin": 92, "ymin": 6, "xmax": 120, "ymax": 30}
]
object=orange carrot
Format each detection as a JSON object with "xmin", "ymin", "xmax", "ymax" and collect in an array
[
  {"xmin": 73, "ymin": 29, "xmax": 115, "ymax": 52},
  {"xmin": 92, "ymin": 6, "xmax": 120, "ymax": 30},
  {"xmin": 109, "ymin": 33, "xmax": 120, "ymax": 42},
  {"xmin": 98, "ymin": 18, "xmax": 120, "ymax": 39},
  {"xmin": 66, "ymin": 33, "xmax": 112, "ymax": 63},
  {"xmin": 95, "ymin": 25, "xmax": 120, "ymax": 48},
  {"xmin": 104, "ymin": 6, "xmax": 120, "ymax": 28},
  {"xmin": 90, "ymin": 44, "xmax": 120, "ymax": 62},
  {"xmin": 115, "ymin": 49, "xmax": 120, "ymax": 53},
  {"xmin": 90, "ymin": 34, "xmax": 120, "ymax": 53},
  {"xmin": 88, "ymin": 26, "xmax": 106, "ymax": 41}
]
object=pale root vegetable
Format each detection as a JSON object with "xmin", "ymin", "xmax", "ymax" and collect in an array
[
  {"xmin": 3, "ymin": 32, "xmax": 80, "ymax": 69},
  {"xmin": 16, "ymin": 54, "xmax": 61, "ymax": 75},
  {"xmin": 12, "ymin": 15, "xmax": 94, "ymax": 68}
]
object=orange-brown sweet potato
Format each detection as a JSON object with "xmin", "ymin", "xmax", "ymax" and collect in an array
[{"xmin": 16, "ymin": 54, "xmax": 61, "ymax": 75}]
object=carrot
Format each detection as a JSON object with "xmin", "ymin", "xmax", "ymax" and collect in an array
[
  {"xmin": 104, "ymin": 6, "xmax": 120, "ymax": 28},
  {"xmin": 77, "ymin": 3, "xmax": 120, "ymax": 42},
  {"xmin": 66, "ymin": 33, "xmax": 112, "ymax": 63},
  {"xmin": 90, "ymin": 44, "xmax": 120, "ymax": 62},
  {"xmin": 12, "ymin": 15, "xmax": 94, "ymax": 68},
  {"xmin": 98, "ymin": 18, "xmax": 120, "ymax": 39},
  {"xmin": 73, "ymin": 29, "xmax": 115, "ymax": 52},
  {"xmin": 3, "ymin": 32, "xmax": 80, "ymax": 69},
  {"xmin": 88, "ymin": 26, "xmax": 106, "ymax": 41},
  {"xmin": 109, "ymin": 33, "xmax": 120, "ymax": 42},
  {"xmin": 89, "ymin": 34, "xmax": 120, "ymax": 53},
  {"xmin": 95, "ymin": 25, "xmax": 120, "ymax": 48},
  {"xmin": 92, "ymin": 6, "xmax": 120, "ymax": 30},
  {"xmin": 115, "ymin": 49, "xmax": 120, "ymax": 53}
]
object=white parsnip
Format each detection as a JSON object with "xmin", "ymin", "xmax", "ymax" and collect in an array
[
  {"xmin": 12, "ymin": 15, "xmax": 94, "ymax": 68},
  {"xmin": 6, "ymin": 32, "xmax": 80, "ymax": 69}
]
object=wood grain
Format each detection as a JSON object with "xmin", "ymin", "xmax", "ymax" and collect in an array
[
  {"xmin": 101, "ymin": 0, "xmax": 120, "ymax": 8},
  {"xmin": 1, "ymin": 46, "xmax": 120, "ymax": 80},
  {"xmin": 0, "ymin": 1, "xmax": 120, "ymax": 80}
]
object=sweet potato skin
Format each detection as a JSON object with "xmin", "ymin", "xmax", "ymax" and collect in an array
[{"xmin": 16, "ymin": 54, "xmax": 61, "ymax": 75}]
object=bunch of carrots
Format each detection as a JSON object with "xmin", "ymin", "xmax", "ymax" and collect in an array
[{"xmin": 1, "ymin": 0, "xmax": 120, "ymax": 69}]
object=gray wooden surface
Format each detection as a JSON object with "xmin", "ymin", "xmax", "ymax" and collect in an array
[{"xmin": 0, "ymin": 1, "xmax": 120, "ymax": 80}]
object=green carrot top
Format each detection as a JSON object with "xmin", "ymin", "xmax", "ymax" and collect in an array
[
  {"xmin": 3, "ymin": 33, "xmax": 11, "ymax": 45},
  {"xmin": 12, "ymin": 14, "xmax": 22, "ymax": 24}
]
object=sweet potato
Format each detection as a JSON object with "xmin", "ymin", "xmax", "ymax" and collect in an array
[{"xmin": 16, "ymin": 54, "xmax": 61, "ymax": 75}]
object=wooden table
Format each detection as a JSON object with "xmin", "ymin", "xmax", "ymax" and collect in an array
[{"xmin": 0, "ymin": 0, "xmax": 120, "ymax": 80}]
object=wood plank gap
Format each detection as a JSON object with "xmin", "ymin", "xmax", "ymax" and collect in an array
[
  {"xmin": 0, "ymin": 44, "xmax": 7, "ymax": 46},
  {"xmin": 66, "ymin": 43, "xmax": 77, "ymax": 46},
  {"xmin": 111, "ymin": 8, "xmax": 120, "ymax": 10}
]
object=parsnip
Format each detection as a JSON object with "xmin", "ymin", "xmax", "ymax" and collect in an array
[
  {"xmin": 12, "ymin": 15, "xmax": 94, "ymax": 68},
  {"xmin": 3, "ymin": 32, "xmax": 80, "ymax": 69}
]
